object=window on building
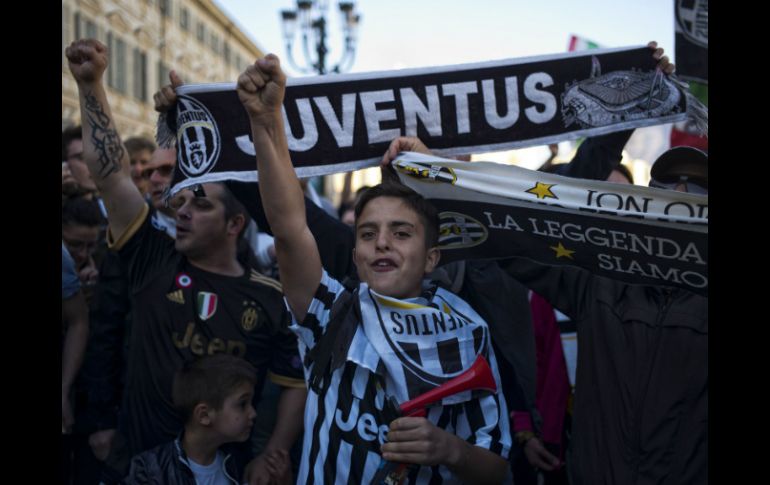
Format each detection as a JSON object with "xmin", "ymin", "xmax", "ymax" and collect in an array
[
  {"xmin": 74, "ymin": 12, "xmax": 81, "ymax": 40},
  {"xmin": 133, "ymin": 48, "xmax": 147, "ymax": 102},
  {"xmin": 106, "ymin": 33, "xmax": 126, "ymax": 94},
  {"xmin": 180, "ymin": 8, "xmax": 189, "ymax": 31},
  {"xmin": 107, "ymin": 32, "xmax": 114, "ymax": 88},
  {"xmin": 196, "ymin": 22, "xmax": 205, "ymax": 43},
  {"xmin": 159, "ymin": 0, "xmax": 171, "ymax": 18},
  {"xmin": 84, "ymin": 18, "xmax": 97, "ymax": 39},
  {"xmin": 210, "ymin": 33, "xmax": 220, "ymax": 54},
  {"xmin": 63, "ymin": 6, "xmax": 70, "ymax": 44},
  {"xmin": 63, "ymin": 5, "xmax": 70, "ymax": 68},
  {"xmin": 235, "ymin": 54, "xmax": 242, "ymax": 70},
  {"xmin": 115, "ymin": 38, "xmax": 127, "ymax": 94},
  {"xmin": 158, "ymin": 61, "xmax": 170, "ymax": 92},
  {"xmin": 223, "ymin": 42, "xmax": 230, "ymax": 66}
]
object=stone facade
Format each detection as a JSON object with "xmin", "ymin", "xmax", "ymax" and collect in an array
[{"xmin": 62, "ymin": 0, "xmax": 264, "ymax": 138}]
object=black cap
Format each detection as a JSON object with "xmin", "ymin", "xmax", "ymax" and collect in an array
[{"xmin": 651, "ymin": 146, "xmax": 708, "ymax": 186}]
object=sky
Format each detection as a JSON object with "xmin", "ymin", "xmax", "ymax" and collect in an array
[
  {"xmin": 214, "ymin": 0, "xmax": 677, "ymax": 76},
  {"xmin": 212, "ymin": 0, "xmax": 680, "ymax": 179}
]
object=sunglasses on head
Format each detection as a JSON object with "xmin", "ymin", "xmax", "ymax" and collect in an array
[{"xmin": 649, "ymin": 175, "xmax": 707, "ymax": 195}]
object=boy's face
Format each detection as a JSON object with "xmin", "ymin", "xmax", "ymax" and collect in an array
[
  {"xmin": 209, "ymin": 382, "xmax": 256, "ymax": 442},
  {"xmin": 353, "ymin": 196, "xmax": 439, "ymax": 299}
]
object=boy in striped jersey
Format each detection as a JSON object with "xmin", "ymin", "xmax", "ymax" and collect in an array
[{"xmin": 237, "ymin": 55, "xmax": 511, "ymax": 484}]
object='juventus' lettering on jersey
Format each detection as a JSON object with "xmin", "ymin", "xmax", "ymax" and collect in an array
[{"xmin": 290, "ymin": 270, "xmax": 511, "ymax": 484}]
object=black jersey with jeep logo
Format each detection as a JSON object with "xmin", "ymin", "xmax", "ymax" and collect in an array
[{"xmin": 110, "ymin": 204, "xmax": 305, "ymax": 456}]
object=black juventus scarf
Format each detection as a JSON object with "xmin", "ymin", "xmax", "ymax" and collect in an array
[
  {"xmin": 161, "ymin": 46, "xmax": 708, "ymax": 295},
  {"xmin": 162, "ymin": 45, "xmax": 707, "ymax": 194}
]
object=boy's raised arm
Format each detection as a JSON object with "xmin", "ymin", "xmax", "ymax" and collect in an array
[{"xmin": 236, "ymin": 55, "xmax": 322, "ymax": 322}]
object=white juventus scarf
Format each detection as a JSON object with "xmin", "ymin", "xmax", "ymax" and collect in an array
[
  {"xmin": 358, "ymin": 285, "xmax": 489, "ymax": 405},
  {"xmin": 162, "ymin": 45, "xmax": 707, "ymax": 196},
  {"xmin": 394, "ymin": 152, "xmax": 708, "ymax": 296}
]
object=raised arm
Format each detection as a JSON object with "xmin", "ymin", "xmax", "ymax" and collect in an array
[
  {"xmin": 65, "ymin": 39, "xmax": 145, "ymax": 239},
  {"xmin": 236, "ymin": 55, "xmax": 321, "ymax": 321}
]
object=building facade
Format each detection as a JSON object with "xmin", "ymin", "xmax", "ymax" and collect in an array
[{"xmin": 62, "ymin": 0, "xmax": 264, "ymax": 138}]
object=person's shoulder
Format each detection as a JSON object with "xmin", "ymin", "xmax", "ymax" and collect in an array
[
  {"xmin": 297, "ymin": 269, "xmax": 350, "ymax": 326},
  {"xmin": 138, "ymin": 439, "xmax": 177, "ymax": 460},
  {"xmin": 316, "ymin": 268, "xmax": 350, "ymax": 304},
  {"xmin": 146, "ymin": 439, "xmax": 185, "ymax": 475},
  {"xmin": 245, "ymin": 267, "xmax": 283, "ymax": 294},
  {"xmin": 110, "ymin": 202, "xmax": 152, "ymax": 251},
  {"xmin": 61, "ymin": 245, "xmax": 76, "ymax": 270},
  {"xmin": 125, "ymin": 439, "xmax": 183, "ymax": 484}
]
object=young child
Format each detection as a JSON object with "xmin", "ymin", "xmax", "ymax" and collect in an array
[
  {"xmin": 123, "ymin": 354, "xmax": 290, "ymax": 484},
  {"xmin": 236, "ymin": 55, "xmax": 511, "ymax": 484}
]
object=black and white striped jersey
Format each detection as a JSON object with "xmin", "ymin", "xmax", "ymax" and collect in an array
[{"xmin": 290, "ymin": 270, "xmax": 511, "ymax": 484}]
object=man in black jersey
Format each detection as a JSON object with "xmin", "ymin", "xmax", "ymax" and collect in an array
[{"xmin": 66, "ymin": 38, "xmax": 307, "ymax": 484}]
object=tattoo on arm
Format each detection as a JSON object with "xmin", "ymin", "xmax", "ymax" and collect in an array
[{"xmin": 84, "ymin": 91, "xmax": 125, "ymax": 178}]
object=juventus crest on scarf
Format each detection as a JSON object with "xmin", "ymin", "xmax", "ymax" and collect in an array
[
  {"xmin": 358, "ymin": 286, "xmax": 490, "ymax": 405},
  {"xmin": 161, "ymin": 45, "xmax": 706, "ymax": 194}
]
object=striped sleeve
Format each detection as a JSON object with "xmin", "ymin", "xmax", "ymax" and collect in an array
[
  {"xmin": 452, "ymin": 391, "xmax": 512, "ymax": 461},
  {"xmin": 455, "ymin": 350, "xmax": 512, "ymax": 459},
  {"xmin": 287, "ymin": 269, "xmax": 346, "ymax": 352}
]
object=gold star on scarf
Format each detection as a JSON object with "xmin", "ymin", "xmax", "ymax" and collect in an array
[
  {"xmin": 550, "ymin": 242, "xmax": 575, "ymax": 259},
  {"xmin": 526, "ymin": 182, "xmax": 558, "ymax": 199}
]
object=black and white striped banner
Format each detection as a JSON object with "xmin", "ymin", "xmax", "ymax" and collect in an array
[
  {"xmin": 394, "ymin": 152, "xmax": 708, "ymax": 296},
  {"xmin": 166, "ymin": 45, "xmax": 705, "ymax": 195}
]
